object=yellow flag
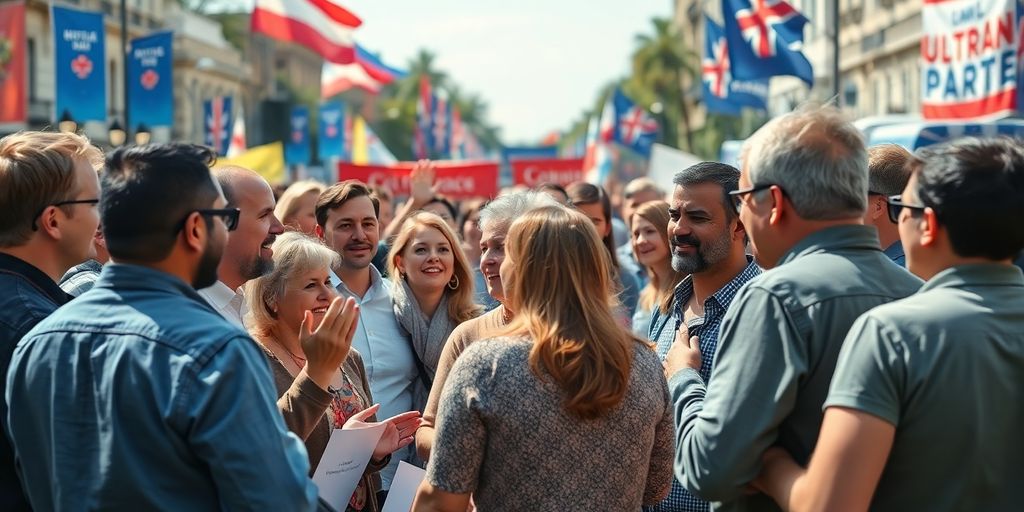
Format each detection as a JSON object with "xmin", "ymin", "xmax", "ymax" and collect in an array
[
  {"xmin": 215, "ymin": 142, "xmax": 286, "ymax": 185},
  {"xmin": 352, "ymin": 116, "xmax": 368, "ymax": 165}
]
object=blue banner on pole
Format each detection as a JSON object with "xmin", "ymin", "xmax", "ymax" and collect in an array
[
  {"xmin": 52, "ymin": 5, "xmax": 106, "ymax": 123},
  {"xmin": 128, "ymin": 31, "xmax": 173, "ymax": 129},
  {"xmin": 204, "ymin": 96, "xmax": 232, "ymax": 156},
  {"xmin": 286, "ymin": 106, "xmax": 311, "ymax": 166},
  {"xmin": 318, "ymin": 101, "xmax": 345, "ymax": 161}
]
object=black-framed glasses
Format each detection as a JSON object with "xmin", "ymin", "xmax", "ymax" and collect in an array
[
  {"xmin": 31, "ymin": 198, "xmax": 100, "ymax": 231},
  {"xmin": 193, "ymin": 208, "xmax": 240, "ymax": 231},
  {"xmin": 728, "ymin": 183, "xmax": 776, "ymax": 215},
  {"xmin": 885, "ymin": 195, "xmax": 926, "ymax": 224}
]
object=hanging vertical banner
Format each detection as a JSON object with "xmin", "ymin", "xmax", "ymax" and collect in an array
[
  {"xmin": 52, "ymin": 5, "xmax": 107, "ymax": 123},
  {"xmin": 318, "ymin": 101, "xmax": 345, "ymax": 161},
  {"xmin": 286, "ymin": 105, "xmax": 311, "ymax": 165},
  {"xmin": 0, "ymin": 1, "xmax": 27, "ymax": 127},
  {"xmin": 204, "ymin": 96, "xmax": 233, "ymax": 156},
  {"xmin": 921, "ymin": 0, "xmax": 1019, "ymax": 118},
  {"xmin": 128, "ymin": 31, "xmax": 173, "ymax": 129}
]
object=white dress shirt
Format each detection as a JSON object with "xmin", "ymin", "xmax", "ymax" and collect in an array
[{"xmin": 197, "ymin": 280, "xmax": 247, "ymax": 329}]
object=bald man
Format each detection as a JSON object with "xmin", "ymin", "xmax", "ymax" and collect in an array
[{"xmin": 198, "ymin": 166, "xmax": 285, "ymax": 327}]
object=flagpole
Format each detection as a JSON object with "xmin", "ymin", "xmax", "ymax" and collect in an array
[
  {"xmin": 831, "ymin": 0, "xmax": 841, "ymax": 103},
  {"xmin": 121, "ymin": 0, "xmax": 131, "ymax": 142}
]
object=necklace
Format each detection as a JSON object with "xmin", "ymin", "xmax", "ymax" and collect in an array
[{"xmin": 273, "ymin": 338, "xmax": 307, "ymax": 369}]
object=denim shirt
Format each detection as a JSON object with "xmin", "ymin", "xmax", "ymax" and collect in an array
[
  {"xmin": 5, "ymin": 263, "xmax": 318, "ymax": 511},
  {"xmin": 0, "ymin": 253, "xmax": 71, "ymax": 511}
]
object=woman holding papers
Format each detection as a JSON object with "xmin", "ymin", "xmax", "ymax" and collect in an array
[
  {"xmin": 413, "ymin": 206, "xmax": 674, "ymax": 511},
  {"xmin": 246, "ymin": 232, "xmax": 421, "ymax": 512}
]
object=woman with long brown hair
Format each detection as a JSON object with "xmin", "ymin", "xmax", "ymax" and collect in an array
[
  {"xmin": 566, "ymin": 181, "xmax": 642, "ymax": 324},
  {"xmin": 631, "ymin": 200, "xmax": 687, "ymax": 338},
  {"xmin": 413, "ymin": 206, "xmax": 673, "ymax": 511}
]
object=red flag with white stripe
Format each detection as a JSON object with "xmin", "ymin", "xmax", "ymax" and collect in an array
[{"xmin": 251, "ymin": 0, "xmax": 361, "ymax": 64}]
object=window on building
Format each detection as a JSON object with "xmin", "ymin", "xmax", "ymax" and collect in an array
[{"xmin": 843, "ymin": 80, "xmax": 858, "ymax": 111}]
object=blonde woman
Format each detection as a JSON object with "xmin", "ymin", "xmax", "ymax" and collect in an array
[
  {"xmin": 387, "ymin": 212, "xmax": 479, "ymax": 408},
  {"xmin": 630, "ymin": 201, "xmax": 686, "ymax": 338},
  {"xmin": 246, "ymin": 232, "xmax": 421, "ymax": 512},
  {"xmin": 274, "ymin": 180, "xmax": 324, "ymax": 235},
  {"xmin": 413, "ymin": 206, "xmax": 673, "ymax": 511}
]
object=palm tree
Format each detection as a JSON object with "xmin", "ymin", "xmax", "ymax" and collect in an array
[
  {"xmin": 631, "ymin": 17, "xmax": 699, "ymax": 152},
  {"xmin": 393, "ymin": 49, "xmax": 449, "ymax": 104}
]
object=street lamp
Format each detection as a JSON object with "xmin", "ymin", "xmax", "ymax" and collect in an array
[
  {"xmin": 109, "ymin": 119, "xmax": 126, "ymax": 147},
  {"xmin": 58, "ymin": 109, "xmax": 77, "ymax": 133},
  {"xmin": 134, "ymin": 123, "xmax": 151, "ymax": 145}
]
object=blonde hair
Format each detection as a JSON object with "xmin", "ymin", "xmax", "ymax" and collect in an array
[
  {"xmin": 245, "ymin": 231, "xmax": 339, "ymax": 333},
  {"xmin": 500, "ymin": 206, "xmax": 640, "ymax": 420},
  {"xmin": 387, "ymin": 212, "xmax": 479, "ymax": 323},
  {"xmin": 632, "ymin": 201, "xmax": 686, "ymax": 314},
  {"xmin": 0, "ymin": 131, "xmax": 103, "ymax": 246},
  {"xmin": 274, "ymin": 180, "xmax": 325, "ymax": 229}
]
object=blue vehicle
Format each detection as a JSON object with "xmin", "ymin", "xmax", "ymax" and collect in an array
[{"xmin": 866, "ymin": 119, "xmax": 1024, "ymax": 150}]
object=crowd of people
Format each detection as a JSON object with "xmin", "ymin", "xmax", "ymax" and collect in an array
[{"xmin": 0, "ymin": 102, "xmax": 1022, "ymax": 512}]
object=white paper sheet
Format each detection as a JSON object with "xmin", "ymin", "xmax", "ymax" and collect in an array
[
  {"xmin": 381, "ymin": 461, "xmax": 428, "ymax": 512},
  {"xmin": 312, "ymin": 422, "xmax": 387, "ymax": 511}
]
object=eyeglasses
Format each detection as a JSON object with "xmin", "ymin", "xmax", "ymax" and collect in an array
[
  {"xmin": 193, "ymin": 208, "xmax": 240, "ymax": 231},
  {"xmin": 885, "ymin": 195, "xmax": 926, "ymax": 223},
  {"xmin": 728, "ymin": 183, "xmax": 776, "ymax": 215},
  {"xmin": 31, "ymin": 198, "xmax": 100, "ymax": 231}
]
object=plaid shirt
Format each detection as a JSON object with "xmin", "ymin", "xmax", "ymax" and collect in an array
[
  {"xmin": 59, "ymin": 259, "xmax": 103, "ymax": 297},
  {"xmin": 645, "ymin": 257, "xmax": 761, "ymax": 512}
]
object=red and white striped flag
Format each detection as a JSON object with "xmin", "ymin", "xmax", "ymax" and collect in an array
[{"xmin": 251, "ymin": 0, "xmax": 362, "ymax": 64}]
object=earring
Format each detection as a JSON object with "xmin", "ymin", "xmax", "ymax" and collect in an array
[{"xmin": 448, "ymin": 274, "xmax": 460, "ymax": 290}]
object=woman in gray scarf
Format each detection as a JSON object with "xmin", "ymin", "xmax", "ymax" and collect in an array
[{"xmin": 387, "ymin": 212, "xmax": 480, "ymax": 409}]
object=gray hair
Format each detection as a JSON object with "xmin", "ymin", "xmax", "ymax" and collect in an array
[
  {"xmin": 478, "ymin": 190, "xmax": 559, "ymax": 232},
  {"xmin": 244, "ymin": 231, "xmax": 339, "ymax": 332},
  {"xmin": 673, "ymin": 161, "xmax": 740, "ymax": 221},
  {"xmin": 741, "ymin": 103, "xmax": 868, "ymax": 220}
]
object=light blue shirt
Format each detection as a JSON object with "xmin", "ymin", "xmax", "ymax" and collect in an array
[
  {"xmin": 6, "ymin": 264, "xmax": 317, "ymax": 511},
  {"xmin": 330, "ymin": 265, "xmax": 418, "ymax": 489}
]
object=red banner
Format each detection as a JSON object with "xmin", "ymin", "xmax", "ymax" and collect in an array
[
  {"xmin": 0, "ymin": 1, "xmax": 26, "ymax": 126},
  {"xmin": 337, "ymin": 161, "xmax": 500, "ymax": 199},
  {"xmin": 511, "ymin": 157, "xmax": 585, "ymax": 187}
]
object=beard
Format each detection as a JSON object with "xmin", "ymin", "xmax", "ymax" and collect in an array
[
  {"xmin": 193, "ymin": 233, "xmax": 223, "ymax": 289},
  {"xmin": 670, "ymin": 231, "xmax": 732, "ymax": 274},
  {"xmin": 239, "ymin": 253, "xmax": 274, "ymax": 282}
]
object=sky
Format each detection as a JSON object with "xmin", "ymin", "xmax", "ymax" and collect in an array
[{"xmin": 241, "ymin": 0, "xmax": 673, "ymax": 144}]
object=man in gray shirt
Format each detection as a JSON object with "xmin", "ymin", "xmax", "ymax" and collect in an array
[
  {"xmin": 756, "ymin": 136, "xmax": 1024, "ymax": 511},
  {"xmin": 665, "ymin": 104, "xmax": 922, "ymax": 511}
]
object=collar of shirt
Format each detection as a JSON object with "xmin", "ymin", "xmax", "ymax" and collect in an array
[
  {"xmin": 777, "ymin": 224, "xmax": 882, "ymax": 267},
  {"xmin": 0, "ymin": 252, "xmax": 71, "ymax": 306},
  {"xmin": 199, "ymin": 280, "xmax": 243, "ymax": 311},
  {"xmin": 330, "ymin": 265, "xmax": 388, "ymax": 302},
  {"xmin": 920, "ymin": 263, "xmax": 1024, "ymax": 293},
  {"xmin": 94, "ymin": 263, "xmax": 207, "ymax": 303},
  {"xmin": 883, "ymin": 240, "xmax": 905, "ymax": 261},
  {"xmin": 671, "ymin": 256, "xmax": 761, "ymax": 324}
]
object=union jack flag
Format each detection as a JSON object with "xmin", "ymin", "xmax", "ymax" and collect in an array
[
  {"xmin": 612, "ymin": 89, "xmax": 658, "ymax": 157},
  {"xmin": 722, "ymin": 0, "xmax": 813, "ymax": 85},
  {"xmin": 703, "ymin": 15, "xmax": 769, "ymax": 116},
  {"xmin": 204, "ymin": 96, "xmax": 233, "ymax": 156}
]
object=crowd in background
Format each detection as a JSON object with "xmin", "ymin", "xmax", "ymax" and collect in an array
[{"xmin": 0, "ymin": 102, "xmax": 1022, "ymax": 512}]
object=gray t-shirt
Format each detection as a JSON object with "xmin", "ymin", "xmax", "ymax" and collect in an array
[
  {"xmin": 426, "ymin": 336, "xmax": 674, "ymax": 510},
  {"xmin": 827, "ymin": 263, "xmax": 1024, "ymax": 511}
]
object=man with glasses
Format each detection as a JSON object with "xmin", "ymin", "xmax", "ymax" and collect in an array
[
  {"xmin": 5, "ymin": 144, "xmax": 318, "ymax": 510},
  {"xmin": 664, "ymin": 104, "xmax": 922, "ymax": 511},
  {"xmin": 756, "ymin": 136, "xmax": 1024, "ymax": 510},
  {"xmin": 863, "ymin": 144, "xmax": 913, "ymax": 267},
  {"xmin": 0, "ymin": 130, "xmax": 103, "ymax": 511},
  {"xmin": 198, "ymin": 166, "xmax": 285, "ymax": 327}
]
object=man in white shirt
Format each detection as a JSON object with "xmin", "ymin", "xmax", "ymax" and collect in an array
[
  {"xmin": 198, "ymin": 166, "xmax": 284, "ymax": 327},
  {"xmin": 315, "ymin": 180, "xmax": 419, "ymax": 498}
]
